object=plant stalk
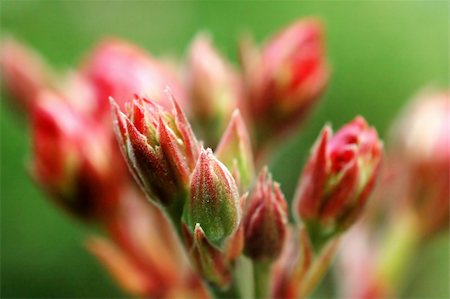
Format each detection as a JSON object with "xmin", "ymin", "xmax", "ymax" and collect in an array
[{"xmin": 253, "ymin": 261, "xmax": 271, "ymax": 299}]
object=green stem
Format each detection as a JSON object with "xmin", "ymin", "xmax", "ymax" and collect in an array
[
  {"xmin": 253, "ymin": 261, "xmax": 271, "ymax": 299},
  {"xmin": 235, "ymin": 256, "xmax": 254, "ymax": 299},
  {"xmin": 374, "ymin": 212, "xmax": 420, "ymax": 296},
  {"xmin": 164, "ymin": 191, "xmax": 187, "ymax": 239},
  {"xmin": 298, "ymin": 238, "xmax": 340, "ymax": 298}
]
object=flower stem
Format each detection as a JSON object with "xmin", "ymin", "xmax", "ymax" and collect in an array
[
  {"xmin": 374, "ymin": 212, "xmax": 420, "ymax": 296},
  {"xmin": 253, "ymin": 261, "xmax": 271, "ymax": 299},
  {"xmin": 298, "ymin": 238, "xmax": 340, "ymax": 298}
]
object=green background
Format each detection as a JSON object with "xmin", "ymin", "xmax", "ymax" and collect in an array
[{"xmin": 1, "ymin": 1, "xmax": 448, "ymax": 298}]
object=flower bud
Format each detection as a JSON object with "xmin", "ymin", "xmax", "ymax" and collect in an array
[
  {"xmin": 0, "ymin": 37, "xmax": 54, "ymax": 112},
  {"xmin": 240, "ymin": 19, "xmax": 329, "ymax": 146},
  {"xmin": 243, "ymin": 167, "xmax": 288, "ymax": 261},
  {"xmin": 186, "ymin": 34, "xmax": 241, "ymax": 147},
  {"xmin": 83, "ymin": 38, "xmax": 186, "ymax": 117},
  {"xmin": 215, "ymin": 110, "xmax": 255, "ymax": 191},
  {"xmin": 390, "ymin": 90, "xmax": 449, "ymax": 236},
  {"xmin": 294, "ymin": 117, "xmax": 382, "ymax": 247},
  {"xmin": 224, "ymin": 193, "xmax": 247, "ymax": 262},
  {"xmin": 182, "ymin": 223, "xmax": 231, "ymax": 288},
  {"xmin": 183, "ymin": 148, "xmax": 240, "ymax": 245},
  {"xmin": 111, "ymin": 95, "xmax": 200, "ymax": 208},
  {"xmin": 32, "ymin": 91, "xmax": 119, "ymax": 219}
]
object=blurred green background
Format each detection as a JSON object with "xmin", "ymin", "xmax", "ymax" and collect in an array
[{"xmin": 1, "ymin": 1, "xmax": 448, "ymax": 298}]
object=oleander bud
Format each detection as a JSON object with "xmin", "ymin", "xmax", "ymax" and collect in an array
[
  {"xmin": 243, "ymin": 167, "xmax": 288, "ymax": 261},
  {"xmin": 215, "ymin": 110, "xmax": 255, "ymax": 191},
  {"xmin": 240, "ymin": 19, "xmax": 328, "ymax": 145},
  {"xmin": 182, "ymin": 223, "xmax": 231, "ymax": 288},
  {"xmin": 183, "ymin": 148, "xmax": 240, "ymax": 245},
  {"xmin": 187, "ymin": 34, "xmax": 242, "ymax": 147},
  {"xmin": 294, "ymin": 117, "xmax": 382, "ymax": 248},
  {"xmin": 111, "ymin": 94, "xmax": 200, "ymax": 207}
]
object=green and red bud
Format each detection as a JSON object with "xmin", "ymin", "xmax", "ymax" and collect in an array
[
  {"xmin": 294, "ymin": 117, "xmax": 382, "ymax": 247},
  {"xmin": 111, "ymin": 95, "xmax": 200, "ymax": 207},
  {"xmin": 215, "ymin": 110, "xmax": 255, "ymax": 191},
  {"xmin": 32, "ymin": 91, "xmax": 120, "ymax": 219},
  {"xmin": 186, "ymin": 34, "xmax": 242, "ymax": 147},
  {"xmin": 182, "ymin": 223, "xmax": 231, "ymax": 288},
  {"xmin": 240, "ymin": 19, "xmax": 329, "ymax": 146},
  {"xmin": 183, "ymin": 147, "xmax": 241, "ymax": 245},
  {"xmin": 243, "ymin": 167, "xmax": 288, "ymax": 262}
]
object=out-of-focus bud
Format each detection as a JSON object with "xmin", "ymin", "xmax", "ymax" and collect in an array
[
  {"xmin": 294, "ymin": 117, "xmax": 382, "ymax": 249},
  {"xmin": 186, "ymin": 34, "xmax": 242, "ymax": 147},
  {"xmin": 83, "ymin": 38, "xmax": 186, "ymax": 116},
  {"xmin": 243, "ymin": 167, "xmax": 288, "ymax": 261},
  {"xmin": 0, "ymin": 37, "xmax": 54, "ymax": 112},
  {"xmin": 32, "ymin": 91, "xmax": 118, "ymax": 219},
  {"xmin": 111, "ymin": 95, "xmax": 199, "ymax": 209},
  {"xmin": 183, "ymin": 148, "xmax": 240, "ymax": 245},
  {"xmin": 182, "ymin": 223, "xmax": 231, "ymax": 288},
  {"xmin": 337, "ymin": 224, "xmax": 385, "ymax": 299},
  {"xmin": 215, "ymin": 110, "xmax": 255, "ymax": 191},
  {"xmin": 272, "ymin": 228, "xmax": 313, "ymax": 299},
  {"xmin": 240, "ymin": 19, "xmax": 329, "ymax": 147},
  {"xmin": 390, "ymin": 90, "xmax": 449, "ymax": 236},
  {"xmin": 87, "ymin": 236, "xmax": 157, "ymax": 296}
]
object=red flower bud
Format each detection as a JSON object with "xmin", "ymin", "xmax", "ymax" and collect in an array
[
  {"xmin": 243, "ymin": 167, "xmax": 288, "ymax": 261},
  {"xmin": 83, "ymin": 38, "xmax": 186, "ymax": 117},
  {"xmin": 184, "ymin": 148, "xmax": 240, "ymax": 245},
  {"xmin": 187, "ymin": 34, "xmax": 242, "ymax": 146},
  {"xmin": 390, "ymin": 90, "xmax": 450, "ymax": 236},
  {"xmin": 294, "ymin": 117, "xmax": 382, "ymax": 244},
  {"xmin": 0, "ymin": 37, "xmax": 54, "ymax": 112},
  {"xmin": 215, "ymin": 110, "xmax": 255, "ymax": 191},
  {"xmin": 32, "ymin": 92, "xmax": 119, "ymax": 219},
  {"xmin": 241, "ymin": 19, "xmax": 329, "ymax": 145},
  {"xmin": 182, "ymin": 223, "xmax": 231, "ymax": 288},
  {"xmin": 111, "ymin": 95, "xmax": 200, "ymax": 207}
]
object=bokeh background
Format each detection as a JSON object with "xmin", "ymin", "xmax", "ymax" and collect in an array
[{"xmin": 1, "ymin": 1, "xmax": 448, "ymax": 298}]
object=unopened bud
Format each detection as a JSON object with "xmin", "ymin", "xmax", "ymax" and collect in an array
[
  {"xmin": 182, "ymin": 223, "xmax": 231, "ymax": 288},
  {"xmin": 240, "ymin": 19, "xmax": 329, "ymax": 146},
  {"xmin": 390, "ymin": 90, "xmax": 449, "ymax": 236},
  {"xmin": 243, "ymin": 167, "xmax": 288, "ymax": 261},
  {"xmin": 0, "ymin": 37, "xmax": 54, "ymax": 112},
  {"xmin": 32, "ymin": 92, "xmax": 116, "ymax": 219},
  {"xmin": 294, "ymin": 117, "xmax": 382, "ymax": 248},
  {"xmin": 215, "ymin": 110, "xmax": 255, "ymax": 191},
  {"xmin": 183, "ymin": 148, "xmax": 240, "ymax": 245},
  {"xmin": 111, "ymin": 95, "xmax": 200, "ymax": 207},
  {"xmin": 83, "ymin": 38, "xmax": 186, "ymax": 116},
  {"xmin": 187, "ymin": 34, "xmax": 241, "ymax": 147}
]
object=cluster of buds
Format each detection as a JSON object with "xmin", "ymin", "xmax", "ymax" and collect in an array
[
  {"xmin": 1, "ymin": 19, "xmax": 387, "ymax": 299},
  {"xmin": 1, "ymin": 37, "xmax": 209, "ymax": 297}
]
